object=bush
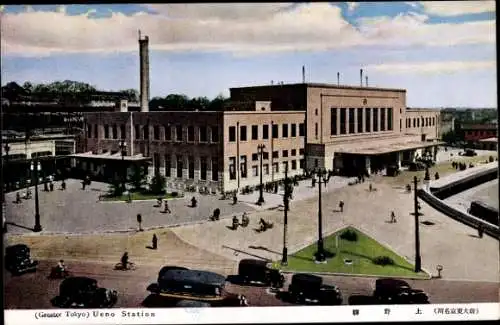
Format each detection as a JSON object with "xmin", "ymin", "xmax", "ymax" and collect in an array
[
  {"xmin": 373, "ymin": 256, "xmax": 395, "ymax": 266},
  {"xmin": 171, "ymin": 191, "xmax": 178, "ymax": 197},
  {"xmin": 340, "ymin": 229, "xmax": 358, "ymax": 242},
  {"xmin": 489, "ymin": 156, "xmax": 494, "ymax": 162},
  {"xmin": 149, "ymin": 174, "xmax": 166, "ymax": 195}
]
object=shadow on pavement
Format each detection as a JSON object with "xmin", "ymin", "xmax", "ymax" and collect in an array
[
  {"xmin": 5, "ymin": 222, "xmax": 34, "ymax": 232},
  {"xmin": 348, "ymin": 295, "xmax": 377, "ymax": 305},
  {"xmin": 222, "ymin": 245, "xmax": 271, "ymax": 261},
  {"xmin": 142, "ymin": 294, "xmax": 178, "ymax": 308}
]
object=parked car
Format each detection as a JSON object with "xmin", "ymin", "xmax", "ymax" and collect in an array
[
  {"xmin": 158, "ymin": 266, "xmax": 189, "ymax": 281},
  {"xmin": 5, "ymin": 244, "xmax": 38, "ymax": 275},
  {"xmin": 463, "ymin": 149, "xmax": 477, "ymax": 157},
  {"xmin": 408, "ymin": 162, "xmax": 426, "ymax": 171},
  {"xmin": 288, "ymin": 273, "xmax": 342, "ymax": 305},
  {"xmin": 386, "ymin": 165, "xmax": 401, "ymax": 177},
  {"xmin": 147, "ymin": 268, "xmax": 247, "ymax": 306},
  {"xmin": 237, "ymin": 259, "xmax": 285, "ymax": 288},
  {"xmin": 373, "ymin": 278, "xmax": 429, "ymax": 304},
  {"xmin": 51, "ymin": 277, "xmax": 118, "ymax": 308}
]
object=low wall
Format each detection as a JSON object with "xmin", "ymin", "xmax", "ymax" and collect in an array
[
  {"xmin": 418, "ymin": 189, "xmax": 499, "ymax": 239},
  {"xmin": 431, "ymin": 166, "xmax": 498, "ymax": 200}
]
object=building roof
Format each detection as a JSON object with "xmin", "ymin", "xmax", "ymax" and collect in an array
[
  {"xmin": 230, "ymin": 82, "xmax": 406, "ymax": 93},
  {"xmin": 460, "ymin": 124, "xmax": 497, "ymax": 130},
  {"xmin": 406, "ymin": 108, "xmax": 441, "ymax": 112},
  {"xmin": 478, "ymin": 137, "xmax": 498, "ymax": 143},
  {"xmin": 69, "ymin": 152, "xmax": 151, "ymax": 161},
  {"xmin": 334, "ymin": 136, "xmax": 444, "ymax": 155}
]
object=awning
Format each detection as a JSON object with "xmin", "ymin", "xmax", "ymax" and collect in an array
[
  {"xmin": 333, "ymin": 137, "xmax": 444, "ymax": 155},
  {"xmin": 69, "ymin": 152, "xmax": 151, "ymax": 162}
]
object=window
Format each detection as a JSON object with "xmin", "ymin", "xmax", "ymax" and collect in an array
[
  {"xmin": 93, "ymin": 124, "xmax": 98, "ymax": 139},
  {"xmin": 120, "ymin": 125, "xmax": 126, "ymax": 139},
  {"xmin": 262, "ymin": 125, "xmax": 269, "ymax": 139},
  {"xmin": 315, "ymin": 159, "xmax": 319, "ymax": 167},
  {"xmin": 176, "ymin": 155, "xmax": 183, "ymax": 178},
  {"xmin": 87, "ymin": 124, "xmax": 92, "ymax": 138},
  {"xmin": 176, "ymin": 125, "xmax": 183, "ymax": 141},
  {"xmin": 413, "ymin": 118, "xmax": 416, "ymax": 128},
  {"xmin": 252, "ymin": 125, "xmax": 258, "ymax": 140},
  {"xmin": 211, "ymin": 126, "xmax": 219, "ymax": 142},
  {"xmin": 340, "ymin": 108, "xmax": 346, "ymax": 134},
  {"xmin": 387, "ymin": 108, "xmax": 393, "ymax": 130},
  {"xmin": 291, "ymin": 160, "xmax": 297, "ymax": 170},
  {"xmin": 263, "ymin": 164, "xmax": 269, "ymax": 175},
  {"xmin": 291, "ymin": 124, "xmax": 297, "ymax": 137},
  {"xmin": 272, "ymin": 151, "xmax": 279, "ymax": 158},
  {"xmin": 282, "ymin": 124, "xmax": 288, "ymax": 138},
  {"xmin": 104, "ymin": 125, "xmax": 110, "ymax": 139},
  {"xmin": 380, "ymin": 108, "xmax": 386, "ymax": 131},
  {"xmin": 365, "ymin": 108, "xmax": 371, "ymax": 132},
  {"xmin": 315, "ymin": 108, "xmax": 318, "ymax": 116},
  {"xmin": 165, "ymin": 125, "xmax": 172, "ymax": 141},
  {"xmin": 299, "ymin": 148, "xmax": 304, "ymax": 155},
  {"xmin": 273, "ymin": 162, "xmax": 279, "ymax": 173},
  {"xmin": 282, "ymin": 150, "xmax": 288, "ymax": 157},
  {"xmin": 291, "ymin": 149, "xmax": 296, "ymax": 156},
  {"xmin": 135, "ymin": 125, "xmax": 140, "ymax": 140},
  {"xmin": 200, "ymin": 156, "xmax": 207, "ymax": 180},
  {"xmin": 154, "ymin": 125, "xmax": 160, "ymax": 140},
  {"xmin": 272, "ymin": 124, "xmax": 279, "ymax": 138},
  {"xmin": 199, "ymin": 126, "xmax": 207, "ymax": 142},
  {"xmin": 229, "ymin": 126, "xmax": 236, "ymax": 142},
  {"xmin": 212, "ymin": 158, "xmax": 219, "ymax": 181},
  {"xmin": 229, "ymin": 157, "xmax": 236, "ymax": 180},
  {"xmin": 143, "ymin": 125, "xmax": 149, "ymax": 140},
  {"xmin": 417, "ymin": 118, "xmax": 420, "ymax": 128},
  {"xmin": 153, "ymin": 153, "xmax": 160, "ymax": 171},
  {"xmin": 357, "ymin": 108, "xmax": 363, "ymax": 133},
  {"xmin": 299, "ymin": 123, "xmax": 305, "ymax": 136},
  {"xmin": 299, "ymin": 159, "xmax": 305, "ymax": 169},
  {"xmin": 252, "ymin": 153, "xmax": 259, "ymax": 161},
  {"xmin": 282, "ymin": 161, "xmax": 288, "ymax": 172},
  {"xmin": 240, "ymin": 155, "xmax": 247, "ymax": 178},
  {"xmin": 165, "ymin": 155, "xmax": 171, "ymax": 177},
  {"xmin": 263, "ymin": 152, "xmax": 269, "ymax": 160},
  {"xmin": 399, "ymin": 119, "xmax": 402, "ymax": 131},
  {"xmin": 432, "ymin": 117, "xmax": 435, "ymax": 126},
  {"xmin": 188, "ymin": 156, "xmax": 194, "ymax": 179},
  {"xmin": 188, "ymin": 126, "xmax": 195, "ymax": 142},
  {"xmin": 240, "ymin": 125, "xmax": 247, "ymax": 141},
  {"xmin": 373, "ymin": 108, "xmax": 379, "ymax": 132},
  {"xmin": 315, "ymin": 123, "xmax": 318, "ymax": 138},
  {"xmin": 348, "ymin": 108, "xmax": 355, "ymax": 133},
  {"xmin": 252, "ymin": 165, "xmax": 258, "ymax": 177},
  {"xmin": 331, "ymin": 108, "xmax": 337, "ymax": 135}
]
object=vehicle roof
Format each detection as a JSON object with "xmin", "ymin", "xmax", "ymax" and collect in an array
[
  {"xmin": 292, "ymin": 273, "xmax": 322, "ymax": 284},
  {"xmin": 376, "ymin": 278, "xmax": 410, "ymax": 287},
  {"xmin": 239, "ymin": 259, "xmax": 268, "ymax": 267},
  {"xmin": 176, "ymin": 300, "xmax": 211, "ymax": 307},
  {"xmin": 61, "ymin": 276, "xmax": 98, "ymax": 288},
  {"xmin": 6, "ymin": 244, "xmax": 29, "ymax": 252},
  {"xmin": 160, "ymin": 269, "xmax": 226, "ymax": 286},
  {"xmin": 159, "ymin": 266, "xmax": 189, "ymax": 274}
]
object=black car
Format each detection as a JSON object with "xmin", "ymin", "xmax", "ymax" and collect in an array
[
  {"xmin": 238, "ymin": 259, "xmax": 285, "ymax": 288},
  {"xmin": 373, "ymin": 279, "xmax": 429, "ymax": 304},
  {"xmin": 51, "ymin": 276, "xmax": 118, "ymax": 308},
  {"xmin": 5, "ymin": 244, "xmax": 38, "ymax": 275},
  {"xmin": 288, "ymin": 273, "xmax": 342, "ymax": 305},
  {"xmin": 147, "ymin": 268, "xmax": 247, "ymax": 306},
  {"xmin": 463, "ymin": 149, "xmax": 477, "ymax": 157}
]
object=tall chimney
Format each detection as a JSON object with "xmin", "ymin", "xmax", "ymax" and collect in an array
[
  {"xmin": 139, "ymin": 31, "xmax": 150, "ymax": 112},
  {"xmin": 365, "ymin": 76, "xmax": 368, "ymax": 87},
  {"xmin": 360, "ymin": 69, "xmax": 363, "ymax": 87},
  {"xmin": 302, "ymin": 65, "xmax": 305, "ymax": 83},
  {"xmin": 337, "ymin": 72, "xmax": 340, "ymax": 86}
]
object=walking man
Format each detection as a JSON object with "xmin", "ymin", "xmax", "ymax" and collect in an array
[
  {"xmin": 339, "ymin": 200, "xmax": 344, "ymax": 213},
  {"xmin": 478, "ymin": 224, "xmax": 484, "ymax": 238},
  {"xmin": 152, "ymin": 234, "xmax": 158, "ymax": 249},
  {"xmin": 390, "ymin": 211, "xmax": 397, "ymax": 223},
  {"xmin": 163, "ymin": 200, "xmax": 171, "ymax": 213},
  {"xmin": 369, "ymin": 183, "xmax": 373, "ymax": 192},
  {"xmin": 137, "ymin": 214, "xmax": 143, "ymax": 231}
]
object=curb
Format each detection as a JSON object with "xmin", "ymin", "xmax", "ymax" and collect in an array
[{"xmin": 280, "ymin": 270, "xmax": 432, "ymax": 281}]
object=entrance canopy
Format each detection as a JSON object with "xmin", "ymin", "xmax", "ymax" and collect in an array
[
  {"xmin": 69, "ymin": 152, "xmax": 151, "ymax": 162},
  {"xmin": 334, "ymin": 137, "xmax": 444, "ymax": 155}
]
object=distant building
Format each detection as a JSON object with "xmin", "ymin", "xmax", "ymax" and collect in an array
[{"xmin": 461, "ymin": 123, "xmax": 498, "ymax": 142}]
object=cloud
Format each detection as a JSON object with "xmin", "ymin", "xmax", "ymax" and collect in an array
[
  {"xmin": 420, "ymin": 1, "xmax": 496, "ymax": 16},
  {"xmin": 347, "ymin": 2, "xmax": 359, "ymax": 13},
  {"xmin": 0, "ymin": 3, "xmax": 495, "ymax": 57},
  {"xmin": 365, "ymin": 60, "xmax": 496, "ymax": 74}
]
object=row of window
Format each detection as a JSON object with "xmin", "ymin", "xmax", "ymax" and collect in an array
[
  {"xmin": 228, "ymin": 123, "xmax": 305, "ymax": 142},
  {"xmin": 87, "ymin": 124, "xmax": 127, "ymax": 140},
  {"xmin": 330, "ymin": 107, "xmax": 393, "ymax": 136},
  {"xmin": 250, "ymin": 148, "xmax": 305, "ymax": 161},
  {"xmin": 229, "ymin": 157, "xmax": 305, "ymax": 180},
  {"xmin": 406, "ymin": 116, "xmax": 437, "ymax": 129},
  {"xmin": 152, "ymin": 154, "xmax": 219, "ymax": 181},
  {"xmin": 465, "ymin": 130, "xmax": 497, "ymax": 137}
]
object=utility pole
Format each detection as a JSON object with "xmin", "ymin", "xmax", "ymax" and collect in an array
[
  {"xmin": 257, "ymin": 144, "xmax": 266, "ymax": 205},
  {"xmin": 281, "ymin": 163, "xmax": 290, "ymax": 266},
  {"xmin": 413, "ymin": 175, "xmax": 422, "ymax": 272}
]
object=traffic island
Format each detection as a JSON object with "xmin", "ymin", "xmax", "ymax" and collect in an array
[{"xmin": 275, "ymin": 226, "xmax": 429, "ymax": 279}]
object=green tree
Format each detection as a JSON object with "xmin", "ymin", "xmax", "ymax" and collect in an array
[
  {"xmin": 149, "ymin": 173, "xmax": 166, "ymax": 194},
  {"xmin": 108, "ymin": 179, "xmax": 124, "ymax": 197},
  {"xmin": 128, "ymin": 164, "xmax": 148, "ymax": 191}
]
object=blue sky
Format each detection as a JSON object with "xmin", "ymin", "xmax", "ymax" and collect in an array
[{"xmin": 1, "ymin": 2, "xmax": 496, "ymax": 108}]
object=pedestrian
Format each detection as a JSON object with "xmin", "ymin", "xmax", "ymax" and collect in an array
[
  {"xmin": 82, "ymin": 180, "xmax": 86, "ymax": 190},
  {"xmin": 163, "ymin": 200, "xmax": 171, "ymax": 213},
  {"xmin": 369, "ymin": 183, "xmax": 373, "ymax": 192},
  {"xmin": 137, "ymin": 213, "xmax": 143, "ymax": 231},
  {"xmin": 152, "ymin": 234, "xmax": 158, "ymax": 249},
  {"xmin": 339, "ymin": 200, "xmax": 344, "ymax": 213},
  {"xmin": 233, "ymin": 193, "xmax": 238, "ymax": 205},
  {"xmin": 478, "ymin": 224, "xmax": 484, "ymax": 238},
  {"xmin": 390, "ymin": 211, "xmax": 397, "ymax": 223},
  {"xmin": 49, "ymin": 182, "xmax": 54, "ymax": 192},
  {"xmin": 15, "ymin": 192, "xmax": 21, "ymax": 204},
  {"xmin": 44, "ymin": 182, "xmax": 49, "ymax": 192},
  {"xmin": 312, "ymin": 177, "xmax": 316, "ymax": 187},
  {"xmin": 61, "ymin": 180, "xmax": 66, "ymax": 191}
]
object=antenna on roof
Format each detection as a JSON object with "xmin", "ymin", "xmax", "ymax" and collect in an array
[
  {"xmin": 360, "ymin": 69, "xmax": 363, "ymax": 87},
  {"xmin": 302, "ymin": 65, "xmax": 305, "ymax": 83},
  {"xmin": 337, "ymin": 72, "xmax": 340, "ymax": 86},
  {"xmin": 365, "ymin": 76, "xmax": 368, "ymax": 87}
]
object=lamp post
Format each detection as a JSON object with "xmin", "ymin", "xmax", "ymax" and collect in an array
[
  {"xmin": 257, "ymin": 144, "xmax": 266, "ymax": 205},
  {"xmin": 281, "ymin": 163, "xmax": 290, "ymax": 266},
  {"xmin": 413, "ymin": 175, "xmax": 422, "ymax": 273},
  {"xmin": 120, "ymin": 140, "xmax": 127, "ymax": 192},
  {"xmin": 311, "ymin": 167, "xmax": 332, "ymax": 263},
  {"xmin": 4, "ymin": 143, "xmax": 10, "ymax": 191},
  {"xmin": 31, "ymin": 160, "xmax": 42, "ymax": 232}
]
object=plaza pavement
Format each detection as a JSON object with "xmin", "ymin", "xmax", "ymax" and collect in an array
[{"xmin": 171, "ymin": 173, "xmax": 499, "ymax": 283}]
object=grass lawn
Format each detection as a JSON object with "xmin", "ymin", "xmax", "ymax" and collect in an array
[
  {"xmin": 276, "ymin": 227, "xmax": 429, "ymax": 279},
  {"xmin": 101, "ymin": 191, "xmax": 184, "ymax": 202}
]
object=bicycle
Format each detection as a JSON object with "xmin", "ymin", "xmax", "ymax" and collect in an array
[{"xmin": 114, "ymin": 262, "xmax": 137, "ymax": 271}]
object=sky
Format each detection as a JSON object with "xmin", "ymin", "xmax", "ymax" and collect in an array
[{"xmin": 0, "ymin": 2, "xmax": 496, "ymax": 108}]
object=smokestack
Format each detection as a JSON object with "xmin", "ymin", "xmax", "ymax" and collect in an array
[
  {"xmin": 302, "ymin": 65, "xmax": 305, "ymax": 83},
  {"xmin": 365, "ymin": 76, "xmax": 368, "ymax": 87},
  {"xmin": 271, "ymin": 80, "xmax": 274, "ymax": 85},
  {"xmin": 139, "ymin": 31, "xmax": 150, "ymax": 112},
  {"xmin": 337, "ymin": 72, "xmax": 340, "ymax": 86},
  {"xmin": 360, "ymin": 69, "xmax": 363, "ymax": 87}
]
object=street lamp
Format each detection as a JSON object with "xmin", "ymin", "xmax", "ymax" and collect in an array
[
  {"xmin": 311, "ymin": 167, "xmax": 332, "ymax": 263},
  {"xmin": 281, "ymin": 162, "xmax": 291, "ymax": 266},
  {"xmin": 119, "ymin": 140, "xmax": 127, "ymax": 192},
  {"xmin": 31, "ymin": 160, "xmax": 42, "ymax": 232},
  {"xmin": 256, "ymin": 144, "xmax": 266, "ymax": 205},
  {"xmin": 4, "ymin": 143, "xmax": 10, "ymax": 191},
  {"xmin": 412, "ymin": 175, "xmax": 422, "ymax": 273}
]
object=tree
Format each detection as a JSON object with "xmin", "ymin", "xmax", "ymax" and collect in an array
[
  {"xmin": 121, "ymin": 88, "xmax": 139, "ymax": 102},
  {"xmin": 208, "ymin": 94, "xmax": 230, "ymax": 111},
  {"xmin": 108, "ymin": 179, "xmax": 124, "ymax": 197},
  {"xmin": 149, "ymin": 173, "xmax": 166, "ymax": 194},
  {"xmin": 189, "ymin": 96, "xmax": 211, "ymax": 111},
  {"xmin": 128, "ymin": 164, "xmax": 148, "ymax": 191}
]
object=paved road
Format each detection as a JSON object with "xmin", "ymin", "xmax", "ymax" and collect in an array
[
  {"xmin": 4, "ymin": 260, "xmax": 497, "ymax": 309},
  {"xmin": 444, "ymin": 179, "xmax": 498, "ymax": 211}
]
